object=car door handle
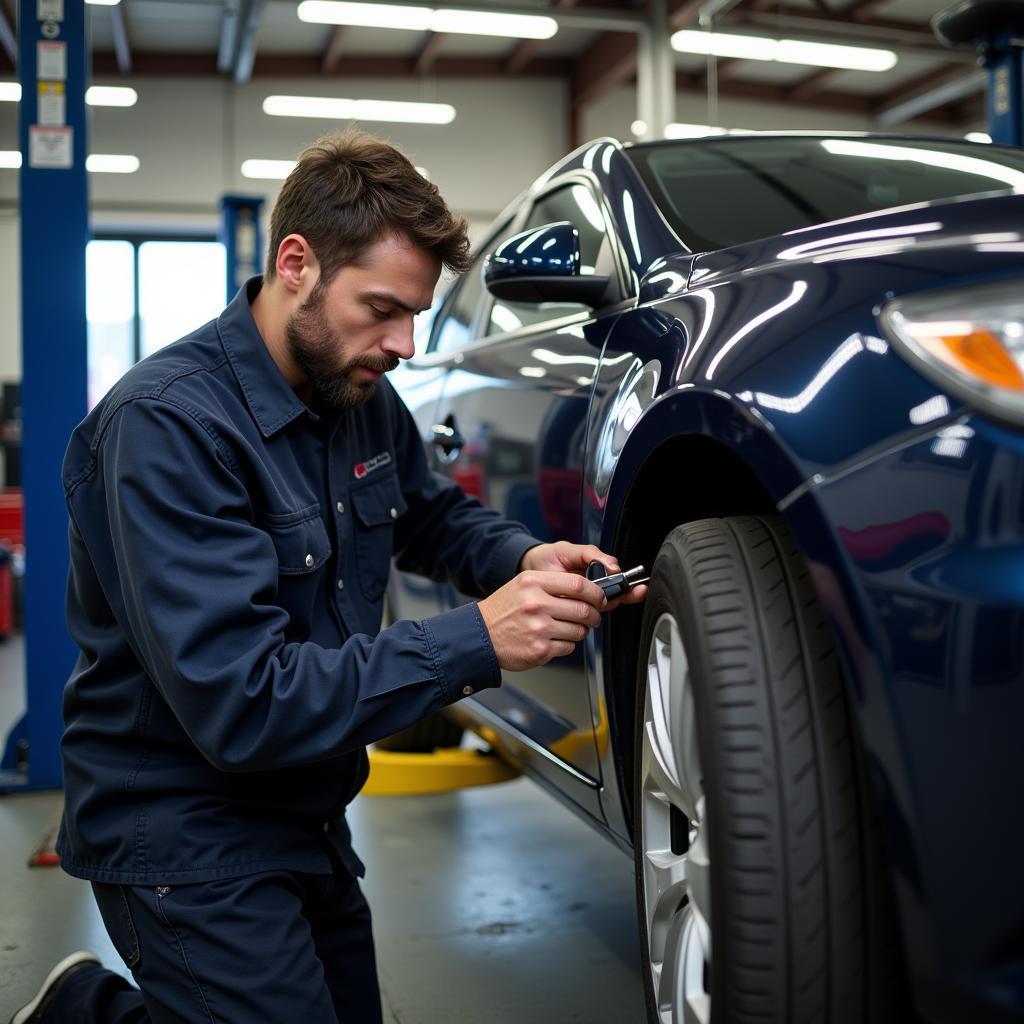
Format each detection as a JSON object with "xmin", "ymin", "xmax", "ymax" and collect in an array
[{"xmin": 432, "ymin": 415, "xmax": 465, "ymax": 462}]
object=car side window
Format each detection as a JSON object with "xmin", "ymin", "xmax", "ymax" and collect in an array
[
  {"xmin": 486, "ymin": 182, "xmax": 616, "ymax": 337},
  {"xmin": 431, "ymin": 219, "xmax": 519, "ymax": 355}
]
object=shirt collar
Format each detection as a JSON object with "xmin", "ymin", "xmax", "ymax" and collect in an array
[{"xmin": 217, "ymin": 276, "xmax": 319, "ymax": 438}]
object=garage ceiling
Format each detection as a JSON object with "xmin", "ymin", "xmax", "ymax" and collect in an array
[{"xmin": 0, "ymin": 0, "xmax": 988, "ymax": 139}]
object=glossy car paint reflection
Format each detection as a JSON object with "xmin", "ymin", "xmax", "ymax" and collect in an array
[
  {"xmin": 582, "ymin": 206, "xmax": 1024, "ymax": 1024},
  {"xmin": 429, "ymin": 313, "xmax": 619, "ymax": 809},
  {"xmin": 392, "ymin": 136, "xmax": 1024, "ymax": 1023}
]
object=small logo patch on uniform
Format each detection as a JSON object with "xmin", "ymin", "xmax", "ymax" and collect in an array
[{"xmin": 354, "ymin": 452, "xmax": 392, "ymax": 479}]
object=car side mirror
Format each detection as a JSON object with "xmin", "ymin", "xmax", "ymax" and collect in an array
[{"xmin": 483, "ymin": 221, "xmax": 612, "ymax": 308}]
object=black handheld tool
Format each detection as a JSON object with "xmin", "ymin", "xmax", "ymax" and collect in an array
[{"xmin": 586, "ymin": 562, "xmax": 650, "ymax": 600}]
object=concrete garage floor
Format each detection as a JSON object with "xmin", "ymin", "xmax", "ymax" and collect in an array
[{"xmin": 1, "ymin": 773, "xmax": 647, "ymax": 1022}]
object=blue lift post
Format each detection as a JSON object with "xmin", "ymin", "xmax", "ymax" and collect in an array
[
  {"xmin": 934, "ymin": 0, "xmax": 1024, "ymax": 145},
  {"xmin": 6, "ymin": 0, "xmax": 90, "ymax": 790},
  {"xmin": 220, "ymin": 195, "xmax": 265, "ymax": 303}
]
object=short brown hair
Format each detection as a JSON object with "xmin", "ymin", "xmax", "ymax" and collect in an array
[{"xmin": 266, "ymin": 128, "xmax": 471, "ymax": 281}]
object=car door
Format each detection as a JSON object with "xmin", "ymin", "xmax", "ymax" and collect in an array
[
  {"xmin": 431, "ymin": 177, "xmax": 631, "ymax": 815},
  {"xmin": 387, "ymin": 218, "xmax": 522, "ymax": 625}
]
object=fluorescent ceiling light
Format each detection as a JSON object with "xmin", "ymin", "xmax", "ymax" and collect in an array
[
  {"xmin": 264, "ymin": 94, "xmax": 455, "ymax": 124},
  {"xmin": 242, "ymin": 159, "xmax": 296, "ymax": 180},
  {"xmin": 85, "ymin": 0, "xmax": 120, "ymax": 5},
  {"xmin": 671, "ymin": 29, "xmax": 896, "ymax": 71},
  {"xmin": 965, "ymin": 132, "xmax": 992, "ymax": 144},
  {"xmin": 0, "ymin": 83, "xmax": 138, "ymax": 106},
  {"xmin": 300, "ymin": 2, "xmax": 431, "ymax": 30},
  {"xmin": 86, "ymin": 154, "xmax": 139, "ymax": 173},
  {"xmin": 243, "ymin": 157, "xmax": 429, "ymax": 179},
  {"xmin": 430, "ymin": 9, "xmax": 556, "ymax": 38},
  {"xmin": 87, "ymin": 86, "xmax": 138, "ymax": 107},
  {"xmin": 0, "ymin": 151, "xmax": 139, "ymax": 172},
  {"xmin": 298, "ymin": 0, "xmax": 556, "ymax": 38}
]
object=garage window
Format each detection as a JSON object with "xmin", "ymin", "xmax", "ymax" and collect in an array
[{"xmin": 87, "ymin": 235, "xmax": 226, "ymax": 409}]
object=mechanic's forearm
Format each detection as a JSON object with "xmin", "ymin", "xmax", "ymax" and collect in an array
[{"xmin": 159, "ymin": 604, "xmax": 499, "ymax": 773}]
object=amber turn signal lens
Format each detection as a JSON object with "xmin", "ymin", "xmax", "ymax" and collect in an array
[{"xmin": 918, "ymin": 328, "xmax": 1024, "ymax": 392}]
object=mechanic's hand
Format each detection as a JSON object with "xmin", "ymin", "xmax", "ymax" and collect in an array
[
  {"xmin": 518, "ymin": 541, "xmax": 649, "ymax": 612},
  {"xmin": 477, "ymin": 570, "xmax": 607, "ymax": 671}
]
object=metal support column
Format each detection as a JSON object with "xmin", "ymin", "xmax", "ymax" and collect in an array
[
  {"xmin": 219, "ymin": 194, "xmax": 265, "ymax": 302},
  {"xmin": 984, "ymin": 31, "xmax": 1024, "ymax": 144},
  {"xmin": 636, "ymin": 0, "xmax": 675, "ymax": 140},
  {"xmin": 934, "ymin": 0, "xmax": 1024, "ymax": 146},
  {"xmin": 16, "ymin": 0, "xmax": 89, "ymax": 789}
]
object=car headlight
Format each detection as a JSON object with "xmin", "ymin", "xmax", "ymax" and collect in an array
[{"xmin": 880, "ymin": 278, "xmax": 1024, "ymax": 424}]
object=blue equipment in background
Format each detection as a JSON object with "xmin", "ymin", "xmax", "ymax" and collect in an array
[
  {"xmin": 4, "ymin": 0, "xmax": 90, "ymax": 790},
  {"xmin": 934, "ymin": 0, "xmax": 1024, "ymax": 145},
  {"xmin": 220, "ymin": 195, "xmax": 265, "ymax": 302}
]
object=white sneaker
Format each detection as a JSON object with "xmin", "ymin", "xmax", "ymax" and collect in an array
[{"xmin": 9, "ymin": 951, "xmax": 102, "ymax": 1024}]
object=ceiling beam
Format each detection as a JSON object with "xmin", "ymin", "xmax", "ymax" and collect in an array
[
  {"xmin": 94, "ymin": 51, "xmax": 574, "ymax": 78},
  {"xmin": 873, "ymin": 62, "xmax": 972, "ymax": 109},
  {"xmin": 90, "ymin": 44, "xmax": 976, "ymax": 128},
  {"xmin": 840, "ymin": 0, "xmax": 892, "ymax": 20},
  {"xmin": 876, "ymin": 69, "xmax": 985, "ymax": 126},
  {"xmin": 506, "ymin": 0, "xmax": 579, "ymax": 76},
  {"xmin": 731, "ymin": 8, "xmax": 963, "ymax": 57},
  {"xmin": 570, "ymin": 0, "xmax": 705, "ymax": 111},
  {"xmin": 322, "ymin": 26, "xmax": 346, "ymax": 74},
  {"xmin": 233, "ymin": 0, "xmax": 264, "ymax": 83},
  {"xmin": 748, "ymin": 0, "xmax": 890, "ymax": 16},
  {"xmin": 785, "ymin": 67, "xmax": 840, "ymax": 102},
  {"xmin": 217, "ymin": 0, "xmax": 243, "ymax": 74},
  {"xmin": 571, "ymin": 31, "xmax": 636, "ymax": 108},
  {"xmin": 673, "ymin": 69, "xmax": 962, "ymax": 124},
  {"xmin": 110, "ymin": 2, "xmax": 132, "ymax": 74},
  {"xmin": 414, "ymin": 32, "xmax": 446, "ymax": 75}
]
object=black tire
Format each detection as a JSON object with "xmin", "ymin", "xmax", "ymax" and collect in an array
[
  {"xmin": 632, "ymin": 515, "xmax": 907, "ymax": 1024},
  {"xmin": 375, "ymin": 712, "xmax": 465, "ymax": 753}
]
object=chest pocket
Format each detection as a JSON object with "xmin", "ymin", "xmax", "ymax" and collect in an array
[
  {"xmin": 263, "ymin": 506, "xmax": 332, "ymax": 637},
  {"xmin": 351, "ymin": 471, "xmax": 408, "ymax": 601},
  {"xmin": 264, "ymin": 506, "xmax": 332, "ymax": 574}
]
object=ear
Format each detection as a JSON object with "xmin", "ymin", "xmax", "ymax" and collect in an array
[{"xmin": 274, "ymin": 234, "xmax": 319, "ymax": 295}]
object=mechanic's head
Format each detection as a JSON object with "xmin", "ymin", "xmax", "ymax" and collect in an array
[{"xmin": 265, "ymin": 128, "xmax": 471, "ymax": 410}]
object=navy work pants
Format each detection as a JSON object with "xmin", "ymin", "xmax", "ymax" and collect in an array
[{"xmin": 44, "ymin": 867, "xmax": 383, "ymax": 1023}]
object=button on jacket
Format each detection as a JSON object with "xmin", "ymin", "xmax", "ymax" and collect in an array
[{"xmin": 58, "ymin": 277, "xmax": 541, "ymax": 885}]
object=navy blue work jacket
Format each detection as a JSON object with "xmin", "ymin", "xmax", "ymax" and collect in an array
[{"xmin": 57, "ymin": 277, "xmax": 541, "ymax": 885}]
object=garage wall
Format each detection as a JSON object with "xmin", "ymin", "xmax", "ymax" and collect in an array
[
  {"xmin": 0, "ymin": 74, "xmax": 574, "ymax": 377},
  {"xmin": 0, "ymin": 71, "xmax": 981, "ymax": 379}
]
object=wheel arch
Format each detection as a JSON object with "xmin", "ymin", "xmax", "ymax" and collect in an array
[
  {"xmin": 592, "ymin": 389, "xmax": 909, "ymax": 941},
  {"xmin": 596, "ymin": 424, "xmax": 782, "ymax": 837}
]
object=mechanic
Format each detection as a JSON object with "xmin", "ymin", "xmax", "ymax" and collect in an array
[{"xmin": 11, "ymin": 129, "xmax": 647, "ymax": 1024}]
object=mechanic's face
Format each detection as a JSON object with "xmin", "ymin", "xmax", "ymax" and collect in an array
[{"xmin": 286, "ymin": 232, "xmax": 440, "ymax": 411}]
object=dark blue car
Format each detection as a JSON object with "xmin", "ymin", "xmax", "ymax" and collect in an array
[{"xmin": 386, "ymin": 134, "xmax": 1024, "ymax": 1024}]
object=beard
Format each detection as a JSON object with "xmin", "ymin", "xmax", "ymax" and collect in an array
[{"xmin": 285, "ymin": 287, "xmax": 399, "ymax": 412}]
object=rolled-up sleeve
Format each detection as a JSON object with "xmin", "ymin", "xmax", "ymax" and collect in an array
[{"xmin": 74, "ymin": 397, "xmax": 500, "ymax": 773}]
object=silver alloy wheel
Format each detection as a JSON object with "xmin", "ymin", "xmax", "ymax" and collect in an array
[{"xmin": 641, "ymin": 612, "xmax": 712, "ymax": 1024}]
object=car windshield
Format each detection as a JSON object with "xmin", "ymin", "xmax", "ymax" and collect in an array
[{"xmin": 626, "ymin": 136, "xmax": 1024, "ymax": 252}]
